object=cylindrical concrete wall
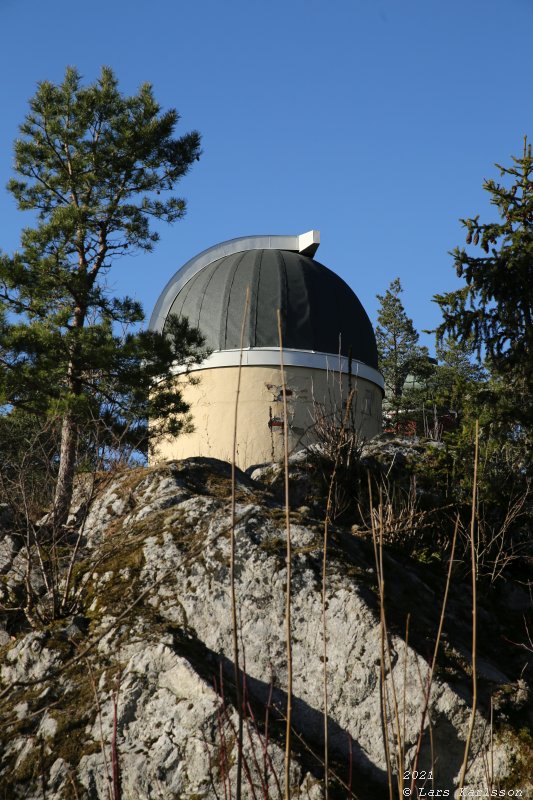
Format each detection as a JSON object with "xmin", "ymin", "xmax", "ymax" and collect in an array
[{"xmin": 153, "ymin": 364, "xmax": 382, "ymax": 470}]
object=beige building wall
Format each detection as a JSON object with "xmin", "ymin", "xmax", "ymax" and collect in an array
[{"xmin": 154, "ymin": 364, "xmax": 382, "ymax": 470}]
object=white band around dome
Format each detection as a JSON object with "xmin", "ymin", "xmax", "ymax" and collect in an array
[{"xmin": 172, "ymin": 347, "xmax": 384, "ymax": 391}]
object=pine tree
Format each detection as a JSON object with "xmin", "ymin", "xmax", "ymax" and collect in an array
[
  {"xmin": 0, "ymin": 67, "xmax": 204, "ymax": 527},
  {"xmin": 435, "ymin": 137, "xmax": 533, "ymax": 441},
  {"xmin": 375, "ymin": 278, "xmax": 431, "ymax": 431}
]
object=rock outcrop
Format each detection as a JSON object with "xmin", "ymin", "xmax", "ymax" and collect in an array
[{"xmin": 0, "ymin": 450, "xmax": 531, "ymax": 799}]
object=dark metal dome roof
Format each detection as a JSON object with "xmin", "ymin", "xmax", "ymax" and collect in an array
[{"xmin": 165, "ymin": 249, "xmax": 378, "ymax": 369}]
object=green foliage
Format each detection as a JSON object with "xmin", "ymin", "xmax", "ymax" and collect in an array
[
  {"xmin": 407, "ymin": 336, "xmax": 486, "ymax": 440},
  {"xmin": 375, "ymin": 277, "xmax": 432, "ymax": 429},
  {"xmin": 8, "ymin": 66, "xmax": 199, "ymax": 249},
  {"xmin": 0, "ymin": 409, "xmax": 59, "ymax": 518},
  {"xmin": 0, "ymin": 66, "xmax": 205, "ymax": 524},
  {"xmin": 432, "ymin": 336, "xmax": 485, "ymax": 407},
  {"xmin": 371, "ymin": 265, "xmax": 532, "ymax": 578},
  {"xmin": 435, "ymin": 137, "xmax": 533, "ymax": 440},
  {"xmin": 427, "ymin": 142, "xmax": 533, "ymax": 574}
]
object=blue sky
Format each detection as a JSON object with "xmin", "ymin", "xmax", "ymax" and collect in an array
[{"xmin": 1, "ymin": 0, "xmax": 532, "ymax": 352}]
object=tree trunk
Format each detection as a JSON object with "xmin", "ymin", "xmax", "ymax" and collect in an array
[
  {"xmin": 53, "ymin": 411, "xmax": 79, "ymax": 529},
  {"xmin": 54, "ymin": 301, "xmax": 85, "ymax": 529}
]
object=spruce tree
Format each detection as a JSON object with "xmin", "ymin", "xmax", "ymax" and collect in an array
[
  {"xmin": 375, "ymin": 278, "xmax": 431, "ymax": 431},
  {"xmin": 435, "ymin": 137, "xmax": 533, "ymax": 440},
  {"xmin": 0, "ymin": 67, "xmax": 204, "ymax": 527}
]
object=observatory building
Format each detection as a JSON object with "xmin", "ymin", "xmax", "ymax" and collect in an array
[{"xmin": 149, "ymin": 232, "xmax": 383, "ymax": 469}]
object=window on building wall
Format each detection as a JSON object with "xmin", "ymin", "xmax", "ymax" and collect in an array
[{"xmin": 362, "ymin": 389, "xmax": 373, "ymax": 416}]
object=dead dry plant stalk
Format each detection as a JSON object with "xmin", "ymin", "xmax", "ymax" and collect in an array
[
  {"xmin": 402, "ymin": 614, "xmax": 409, "ymax": 782},
  {"xmin": 110, "ymin": 670, "xmax": 122, "ymax": 800},
  {"xmin": 231, "ymin": 287, "xmax": 250, "ymax": 800},
  {"xmin": 86, "ymin": 660, "xmax": 113, "ymax": 800},
  {"xmin": 368, "ymin": 476, "xmax": 394, "ymax": 800},
  {"xmin": 371, "ymin": 488, "xmax": 461, "ymax": 798},
  {"xmin": 409, "ymin": 515, "xmax": 459, "ymax": 796},
  {"xmin": 277, "ymin": 309, "xmax": 293, "ymax": 800},
  {"xmin": 383, "ymin": 623, "xmax": 403, "ymax": 797},
  {"xmin": 379, "ymin": 498, "xmax": 396, "ymax": 800},
  {"xmin": 67, "ymin": 771, "xmax": 81, "ymax": 800},
  {"xmin": 273, "ymin": 703, "xmax": 363, "ymax": 800},
  {"xmin": 318, "ymin": 388, "xmax": 355, "ymax": 800},
  {"xmin": 457, "ymin": 420, "xmax": 480, "ymax": 793}
]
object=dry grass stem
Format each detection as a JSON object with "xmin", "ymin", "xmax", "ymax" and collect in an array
[
  {"xmin": 409, "ymin": 515, "xmax": 459, "ymax": 795},
  {"xmin": 86, "ymin": 660, "xmax": 113, "ymax": 800},
  {"xmin": 231, "ymin": 286, "xmax": 250, "ymax": 800},
  {"xmin": 458, "ymin": 419, "xmax": 480, "ymax": 792},
  {"xmin": 277, "ymin": 309, "xmax": 293, "ymax": 800},
  {"xmin": 318, "ymin": 387, "xmax": 356, "ymax": 799},
  {"xmin": 368, "ymin": 478, "xmax": 394, "ymax": 800}
]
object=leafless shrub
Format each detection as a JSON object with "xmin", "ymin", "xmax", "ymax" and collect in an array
[
  {"xmin": 307, "ymin": 386, "xmax": 367, "ymax": 522},
  {"xmin": 311, "ymin": 382, "xmax": 364, "ymax": 470},
  {"xmin": 362, "ymin": 475, "xmax": 440, "ymax": 553},
  {"xmin": 466, "ymin": 482, "xmax": 531, "ymax": 583},
  {"xmin": 0, "ymin": 412, "xmax": 142, "ymax": 628}
]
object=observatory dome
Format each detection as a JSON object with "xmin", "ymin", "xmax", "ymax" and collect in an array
[
  {"xmin": 162, "ymin": 249, "xmax": 378, "ymax": 368},
  {"xmin": 149, "ymin": 232, "xmax": 383, "ymax": 469}
]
